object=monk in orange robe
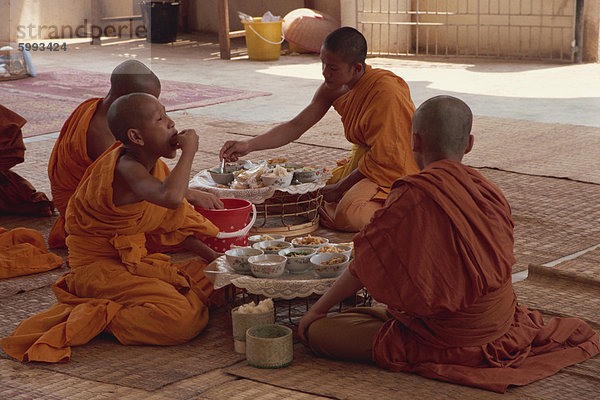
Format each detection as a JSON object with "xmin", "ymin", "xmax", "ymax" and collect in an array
[
  {"xmin": 0, "ymin": 227, "xmax": 63, "ymax": 279},
  {"xmin": 220, "ymin": 27, "xmax": 418, "ymax": 232},
  {"xmin": 0, "ymin": 105, "xmax": 53, "ymax": 216},
  {"xmin": 47, "ymin": 60, "xmax": 161, "ymax": 248},
  {"xmin": 2, "ymin": 93, "xmax": 223, "ymax": 362},
  {"xmin": 298, "ymin": 96, "xmax": 600, "ymax": 393}
]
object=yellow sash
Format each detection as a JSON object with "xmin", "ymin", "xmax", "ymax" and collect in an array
[{"xmin": 327, "ymin": 144, "xmax": 368, "ymax": 185}]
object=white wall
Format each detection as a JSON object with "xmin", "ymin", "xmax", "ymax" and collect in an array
[
  {"xmin": 2, "ymin": 0, "xmax": 133, "ymax": 42},
  {"xmin": 189, "ymin": 0, "xmax": 341, "ymax": 33}
]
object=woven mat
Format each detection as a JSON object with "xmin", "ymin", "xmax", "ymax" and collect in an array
[
  {"xmin": 478, "ymin": 169, "xmax": 600, "ymax": 273},
  {"xmin": 465, "ymin": 116, "xmax": 600, "ymax": 184},
  {"xmin": 0, "ymin": 265, "xmax": 66, "ymax": 299},
  {"xmin": 200, "ymin": 378, "xmax": 329, "ymax": 399},
  {"xmin": 514, "ymin": 264, "xmax": 600, "ymax": 331},
  {"xmin": 226, "ymin": 344, "xmax": 600, "ymax": 400},
  {"xmin": 0, "ymin": 286, "xmax": 245, "ymax": 390},
  {"xmin": 1, "ymin": 68, "xmax": 270, "ymax": 137},
  {"xmin": 0, "ymin": 359, "xmax": 172, "ymax": 400},
  {"xmin": 549, "ymin": 246, "xmax": 600, "ymax": 282}
]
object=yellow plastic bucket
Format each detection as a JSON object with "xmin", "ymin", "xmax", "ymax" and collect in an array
[{"xmin": 242, "ymin": 17, "xmax": 284, "ymax": 61}]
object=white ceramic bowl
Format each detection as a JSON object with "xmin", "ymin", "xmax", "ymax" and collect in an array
[
  {"xmin": 248, "ymin": 233, "xmax": 286, "ymax": 246},
  {"xmin": 261, "ymin": 173, "xmax": 293, "ymax": 187},
  {"xmin": 278, "ymin": 247, "xmax": 317, "ymax": 274},
  {"xmin": 252, "ymin": 240, "xmax": 293, "ymax": 254},
  {"xmin": 248, "ymin": 254, "xmax": 287, "ymax": 278},
  {"xmin": 225, "ymin": 247, "xmax": 264, "ymax": 274},
  {"xmin": 291, "ymin": 235, "xmax": 329, "ymax": 249},
  {"xmin": 294, "ymin": 167, "xmax": 323, "ymax": 183},
  {"xmin": 316, "ymin": 244, "xmax": 352, "ymax": 259},
  {"xmin": 310, "ymin": 253, "xmax": 350, "ymax": 278}
]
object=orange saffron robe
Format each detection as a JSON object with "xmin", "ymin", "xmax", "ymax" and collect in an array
[
  {"xmin": 1, "ymin": 144, "xmax": 219, "ymax": 362},
  {"xmin": 0, "ymin": 104, "xmax": 26, "ymax": 170},
  {"xmin": 322, "ymin": 66, "xmax": 419, "ymax": 231},
  {"xmin": 350, "ymin": 160, "xmax": 600, "ymax": 393},
  {"xmin": 47, "ymin": 98, "xmax": 103, "ymax": 248},
  {"xmin": 0, "ymin": 227, "xmax": 63, "ymax": 279},
  {"xmin": 0, "ymin": 105, "xmax": 53, "ymax": 216},
  {"xmin": 329, "ymin": 65, "xmax": 419, "ymax": 199}
]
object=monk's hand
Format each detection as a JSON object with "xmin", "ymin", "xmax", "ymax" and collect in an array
[
  {"xmin": 187, "ymin": 189, "xmax": 224, "ymax": 209},
  {"xmin": 176, "ymin": 129, "xmax": 199, "ymax": 154},
  {"xmin": 220, "ymin": 140, "xmax": 250, "ymax": 162},
  {"xmin": 298, "ymin": 308, "xmax": 327, "ymax": 345},
  {"xmin": 208, "ymin": 249, "xmax": 224, "ymax": 263},
  {"xmin": 321, "ymin": 183, "xmax": 343, "ymax": 203}
]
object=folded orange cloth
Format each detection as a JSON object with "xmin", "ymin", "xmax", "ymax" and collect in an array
[
  {"xmin": 0, "ymin": 226, "xmax": 63, "ymax": 279},
  {"xmin": 2, "ymin": 144, "xmax": 219, "ymax": 362},
  {"xmin": 47, "ymin": 98, "xmax": 102, "ymax": 248},
  {"xmin": 0, "ymin": 104, "xmax": 26, "ymax": 170},
  {"xmin": 351, "ymin": 160, "xmax": 600, "ymax": 393}
]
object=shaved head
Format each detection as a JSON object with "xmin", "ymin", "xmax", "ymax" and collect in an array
[
  {"xmin": 322, "ymin": 27, "xmax": 367, "ymax": 66},
  {"xmin": 107, "ymin": 92, "xmax": 158, "ymax": 144},
  {"xmin": 412, "ymin": 95, "xmax": 473, "ymax": 159},
  {"xmin": 109, "ymin": 60, "xmax": 161, "ymax": 98}
]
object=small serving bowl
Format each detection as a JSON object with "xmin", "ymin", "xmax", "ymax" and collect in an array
[
  {"xmin": 261, "ymin": 173, "xmax": 293, "ymax": 187},
  {"xmin": 208, "ymin": 167, "xmax": 234, "ymax": 185},
  {"xmin": 310, "ymin": 253, "xmax": 350, "ymax": 278},
  {"xmin": 248, "ymin": 233, "xmax": 286, "ymax": 246},
  {"xmin": 225, "ymin": 247, "xmax": 264, "ymax": 274},
  {"xmin": 252, "ymin": 240, "xmax": 293, "ymax": 254},
  {"xmin": 291, "ymin": 236, "xmax": 329, "ymax": 249},
  {"xmin": 223, "ymin": 162, "xmax": 245, "ymax": 174},
  {"xmin": 278, "ymin": 247, "xmax": 317, "ymax": 274},
  {"xmin": 248, "ymin": 254, "xmax": 287, "ymax": 278},
  {"xmin": 316, "ymin": 244, "xmax": 353, "ymax": 259},
  {"xmin": 294, "ymin": 167, "xmax": 322, "ymax": 183}
]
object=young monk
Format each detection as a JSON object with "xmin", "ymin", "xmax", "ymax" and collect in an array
[
  {"xmin": 2, "ymin": 93, "xmax": 223, "ymax": 362},
  {"xmin": 46, "ymin": 60, "xmax": 160, "ymax": 248},
  {"xmin": 47, "ymin": 60, "xmax": 222, "ymax": 248},
  {"xmin": 298, "ymin": 96, "xmax": 600, "ymax": 393},
  {"xmin": 220, "ymin": 27, "xmax": 418, "ymax": 232}
]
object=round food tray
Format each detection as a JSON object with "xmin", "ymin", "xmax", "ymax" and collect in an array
[
  {"xmin": 205, "ymin": 255, "xmax": 338, "ymax": 300},
  {"xmin": 190, "ymin": 169, "xmax": 326, "ymax": 235}
]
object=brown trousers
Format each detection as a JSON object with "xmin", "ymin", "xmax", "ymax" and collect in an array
[{"xmin": 306, "ymin": 306, "xmax": 388, "ymax": 363}]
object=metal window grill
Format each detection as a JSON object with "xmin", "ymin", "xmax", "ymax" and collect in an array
[{"xmin": 357, "ymin": 0, "xmax": 577, "ymax": 62}]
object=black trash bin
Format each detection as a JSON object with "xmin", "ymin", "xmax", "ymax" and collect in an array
[{"xmin": 141, "ymin": 1, "xmax": 180, "ymax": 43}]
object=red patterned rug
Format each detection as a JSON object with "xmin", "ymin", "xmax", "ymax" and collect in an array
[{"xmin": 0, "ymin": 67, "xmax": 270, "ymax": 138}]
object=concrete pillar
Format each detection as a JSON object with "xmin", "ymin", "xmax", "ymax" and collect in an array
[
  {"xmin": 0, "ymin": 0, "xmax": 11, "ymax": 43},
  {"xmin": 340, "ymin": 0, "xmax": 356, "ymax": 28},
  {"xmin": 583, "ymin": 0, "xmax": 599, "ymax": 62}
]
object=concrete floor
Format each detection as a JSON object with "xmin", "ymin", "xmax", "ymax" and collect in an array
[{"xmin": 24, "ymin": 32, "xmax": 600, "ymax": 134}]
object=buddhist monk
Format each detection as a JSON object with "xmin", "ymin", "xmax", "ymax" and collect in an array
[
  {"xmin": 0, "ymin": 104, "xmax": 53, "ymax": 216},
  {"xmin": 2, "ymin": 93, "xmax": 223, "ymax": 362},
  {"xmin": 47, "ymin": 60, "xmax": 161, "ymax": 248},
  {"xmin": 219, "ymin": 27, "xmax": 418, "ymax": 232},
  {"xmin": 298, "ymin": 96, "xmax": 600, "ymax": 393}
]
